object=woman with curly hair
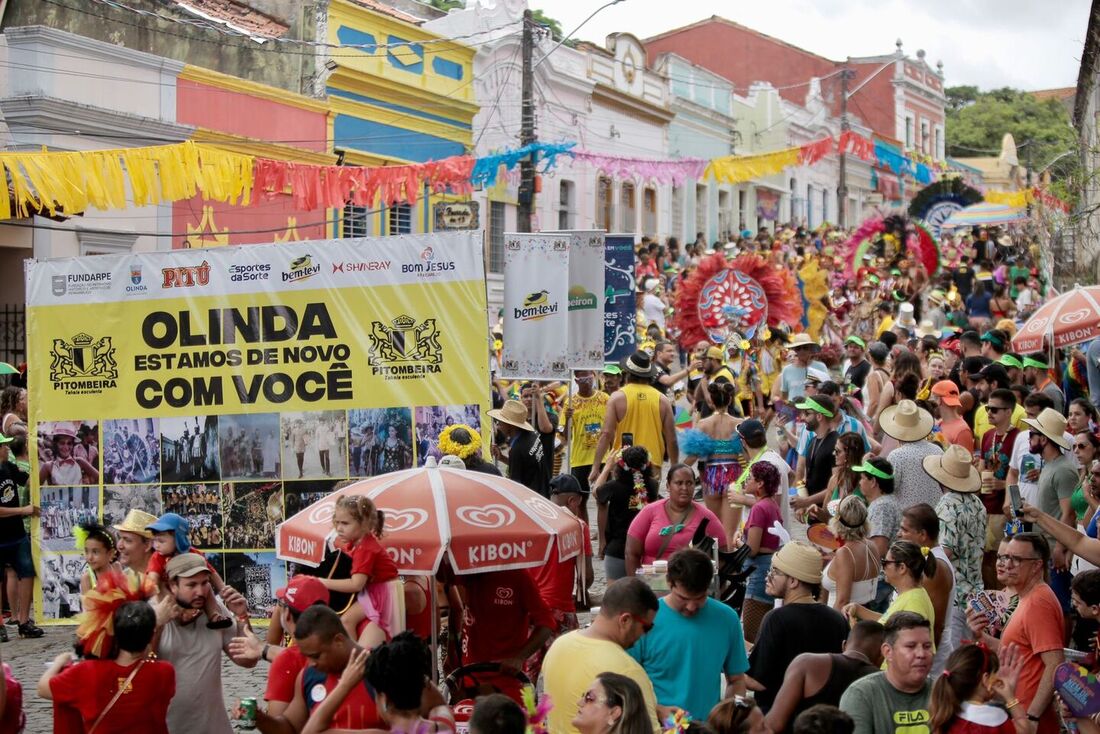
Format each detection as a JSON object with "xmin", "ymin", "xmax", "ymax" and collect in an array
[
  {"xmin": 593, "ymin": 446, "xmax": 659, "ymax": 581},
  {"xmin": 438, "ymin": 424, "xmax": 501, "ymax": 476}
]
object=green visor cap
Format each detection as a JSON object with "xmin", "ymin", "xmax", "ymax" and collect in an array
[
  {"xmin": 998, "ymin": 354, "xmax": 1023, "ymax": 369},
  {"xmin": 852, "ymin": 462, "xmax": 894, "ymax": 480},
  {"xmin": 1022, "ymin": 356, "xmax": 1048, "ymax": 369},
  {"xmin": 845, "ymin": 336, "xmax": 867, "ymax": 349},
  {"xmin": 603, "ymin": 365, "xmax": 623, "ymax": 375},
  {"xmin": 793, "ymin": 396, "xmax": 835, "ymax": 418}
]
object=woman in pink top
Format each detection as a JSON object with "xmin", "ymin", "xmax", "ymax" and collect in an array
[{"xmin": 625, "ymin": 464, "xmax": 725, "ymax": 575}]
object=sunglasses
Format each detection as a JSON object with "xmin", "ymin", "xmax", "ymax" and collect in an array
[
  {"xmin": 986, "ymin": 405, "xmax": 1008, "ymax": 413},
  {"xmin": 881, "ymin": 558, "xmax": 904, "ymax": 567},
  {"xmin": 996, "ymin": 554, "xmax": 1042, "ymax": 565},
  {"xmin": 630, "ymin": 613, "xmax": 655, "ymax": 633},
  {"xmin": 581, "ymin": 691, "xmax": 608, "ymax": 706}
]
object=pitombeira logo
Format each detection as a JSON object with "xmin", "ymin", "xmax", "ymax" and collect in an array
[
  {"xmin": 49, "ymin": 332, "xmax": 118, "ymax": 386},
  {"xmin": 514, "ymin": 290, "xmax": 559, "ymax": 321},
  {"xmin": 367, "ymin": 315, "xmax": 443, "ymax": 376},
  {"xmin": 455, "ymin": 503, "xmax": 516, "ymax": 529}
]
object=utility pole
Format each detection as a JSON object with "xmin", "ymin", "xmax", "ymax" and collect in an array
[
  {"xmin": 1025, "ymin": 138, "xmax": 1034, "ymax": 217},
  {"xmin": 837, "ymin": 67, "xmax": 853, "ymax": 228},
  {"xmin": 517, "ymin": 9, "xmax": 535, "ymax": 232}
]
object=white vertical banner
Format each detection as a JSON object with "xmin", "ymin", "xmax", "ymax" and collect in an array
[
  {"xmin": 564, "ymin": 231, "xmax": 606, "ymax": 370},
  {"xmin": 501, "ymin": 232, "xmax": 570, "ymax": 380}
]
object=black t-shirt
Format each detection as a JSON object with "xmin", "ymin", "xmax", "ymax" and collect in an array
[
  {"xmin": 651, "ymin": 364, "xmax": 671, "ymax": 397},
  {"xmin": 0, "ymin": 461, "xmax": 29, "ymax": 542},
  {"xmin": 748, "ymin": 603, "xmax": 849, "ymax": 712},
  {"xmin": 953, "ymin": 266, "xmax": 975, "ymax": 299},
  {"xmin": 507, "ymin": 419, "xmax": 556, "ymax": 497},
  {"xmin": 805, "ymin": 430, "xmax": 838, "ymax": 495},
  {"xmin": 846, "ymin": 360, "xmax": 871, "ymax": 397},
  {"xmin": 594, "ymin": 477, "xmax": 658, "ymax": 558}
]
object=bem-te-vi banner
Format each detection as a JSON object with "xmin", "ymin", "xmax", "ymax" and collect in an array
[{"xmin": 25, "ymin": 232, "xmax": 490, "ymax": 623}]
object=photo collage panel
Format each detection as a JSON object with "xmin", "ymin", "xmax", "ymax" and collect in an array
[{"xmin": 35, "ymin": 405, "xmax": 484, "ymax": 620}]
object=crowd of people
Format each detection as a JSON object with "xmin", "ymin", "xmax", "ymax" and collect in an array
[{"xmin": 1, "ymin": 218, "xmax": 1097, "ymax": 734}]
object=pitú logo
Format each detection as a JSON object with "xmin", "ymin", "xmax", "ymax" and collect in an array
[
  {"xmin": 514, "ymin": 290, "xmax": 559, "ymax": 321},
  {"xmin": 283, "ymin": 254, "xmax": 321, "ymax": 283},
  {"xmin": 568, "ymin": 285, "xmax": 597, "ymax": 311}
]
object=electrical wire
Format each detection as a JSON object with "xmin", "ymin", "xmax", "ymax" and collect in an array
[{"xmin": 472, "ymin": 43, "xmax": 523, "ymax": 149}]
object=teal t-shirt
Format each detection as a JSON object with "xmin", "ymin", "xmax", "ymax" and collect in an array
[{"xmin": 627, "ymin": 596, "xmax": 749, "ymax": 720}]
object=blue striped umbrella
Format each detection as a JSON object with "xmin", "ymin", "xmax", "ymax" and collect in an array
[{"xmin": 940, "ymin": 202, "xmax": 1029, "ymax": 229}]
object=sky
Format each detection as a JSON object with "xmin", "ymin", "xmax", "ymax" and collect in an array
[{"xmin": 545, "ymin": 0, "xmax": 1091, "ymax": 91}]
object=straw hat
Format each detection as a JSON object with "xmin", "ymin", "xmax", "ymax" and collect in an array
[
  {"xmin": 787, "ymin": 333, "xmax": 818, "ymax": 349},
  {"xmin": 1022, "ymin": 407, "xmax": 1071, "ymax": 450},
  {"xmin": 771, "ymin": 541, "xmax": 823, "ymax": 585},
  {"xmin": 922, "ymin": 444, "xmax": 981, "ymax": 493},
  {"xmin": 879, "ymin": 400, "xmax": 934, "ymax": 442},
  {"xmin": 113, "ymin": 509, "xmax": 157, "ymax": 539},
  {"xmin": 916, "ymin": 320, "xmax": 938, "ymax": 338},
  {"xmin": 487, "ymin": 399, "xmax": 534, "ymax": 432}
]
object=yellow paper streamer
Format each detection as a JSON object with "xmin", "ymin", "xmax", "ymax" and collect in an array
[
  {"xmin": 985, "ymin": 189, "xmax": 1033, "ymax": 208},
  {"xmin": 705, "ymin": 146, "xmax": 801, "ymax": 184},
  {"xmin": 0, "ymin": 141, "xmax": 256, "ymax": 221}
]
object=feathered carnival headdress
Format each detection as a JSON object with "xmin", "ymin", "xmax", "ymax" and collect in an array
[
  {"xmin": 841, "ymin": 212, "xmax": 940, "ymax": 281},
  {"xmin": 673, "ymin": 253, "xmax": 803, "ymax": 348},
  {"xmin": 438, "ymin": 424, "xmax": 482, "ymax": 460},
  {"xmin": 662, "ymin": 708, "xmax": 692, "ymax": 733},
  {"xmin": 522, "ymin": 685, "xmax": 552, "ymax": 734},
  {"xmin": 75, "ymin": 569, "xmax": 156, "ymax": 658}
]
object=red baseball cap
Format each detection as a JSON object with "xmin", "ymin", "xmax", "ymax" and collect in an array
[
  {"xmin": 275, "ymin": 575, "xmax": 329, "ymax": 613},
  {"xmin": 931, "ymin": 380, "xmax": 961, "ymax": 407}
]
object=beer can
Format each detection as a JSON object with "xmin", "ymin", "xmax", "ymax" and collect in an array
[
  {"xmin": 1004, "ymin": 519, "xmax": 1023, "ymax": 537},
  {"xmin": 239, "ymin": 698, "xmax": 257, "ymax": 730}
]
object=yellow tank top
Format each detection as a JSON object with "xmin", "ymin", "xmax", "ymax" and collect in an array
[{"xmin": 613, "ymin": 383, "xmax": 665, "ymax": 460}]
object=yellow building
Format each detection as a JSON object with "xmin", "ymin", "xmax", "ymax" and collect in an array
[{"xmin": 326, "ymin": 0, "xmax": 478, "ymax": 236}]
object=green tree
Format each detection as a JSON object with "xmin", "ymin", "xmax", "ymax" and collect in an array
[
  {"xmin": 530, "ymin": 8, "xmax": 564, "ymax": 40},
  {"xmin": 946, "ymin": 86, "xmax": 1077, "ymax": 198},
  {"xmin": 429, "ymin": 0, "xmax": 465, "ymax": 10}
]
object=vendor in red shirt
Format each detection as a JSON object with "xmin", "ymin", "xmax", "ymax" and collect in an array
[
  {"xmin": 256, "ymin": 605, "xmax": 384, "ymax": 733},
  {"xmin": 528, "ymin": 474, "xmax": 594, "ymax": 678},
  {"xmin": 455, "ymin": 568, "xmax": 555, "ymax": 700},
  {"xmin": 38, "ymin": 600, "xmax": 176, "ymax": 734},
  {"xmin": 228, "ymin": 575, "xmax": 330, "ymax": 719}
]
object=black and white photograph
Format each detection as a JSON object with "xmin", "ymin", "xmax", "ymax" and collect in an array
[
  {"xmin": 160, "ymin": 415, "xmax": 220, "ymax": 483},
  {"xmin": 39, "ymin": 486, "xmax": 99, "ymax": 551},
  {"xmin": 223, "ymin": 551, "xmax": 287, "ymax": 617},
  {"xmin": 102, "ymin": 418, "xmax": 160, "ymax": 485},
  {"xmin": 414, "ymin": 404, "xmax": 481, "ymax": 466},
  {"xmin": 37, "ymin": 420, "xmax": 99, "ymax": 486},
  {"xmin": 219, "ymin": 413, "xmax": 281, "ymax": 481},
  {"xmin": 161, "ymin": 484, "xmax": 222, "ymax": 549},
  {"xmin": 221, "ymin": 481, "xmax": 282, "ymax": 550},
  {"xmin": 281, "ymin": 411, "xmax": 348, "ymax": 480},
  {"xmin": 348, "ymin": 408, "xmax": 413, "ymax": 477},
  {"xmin": 39, "ymin": 553, "xmax": 87, "ymax": 620},
  {"xmin": 283, "ymin": 479, "xmax": 340, "ymax": 518},
  {"xmin": 102, "ymin": 485, "xmax": 163, "ymax": 531}
]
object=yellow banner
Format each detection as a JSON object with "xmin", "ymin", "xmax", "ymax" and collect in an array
[{"xmin": 27, "ymin": 233, "xmax": 490, "ymax": 623}]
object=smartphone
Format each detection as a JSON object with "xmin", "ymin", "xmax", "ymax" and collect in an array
[
  {"xmin": 621, "ymin": 432, "xmax": 634, "ymax": 447},
  {"xmin": 1008, "ymin": 484, "xmax": 1023, "ymax": 519}
]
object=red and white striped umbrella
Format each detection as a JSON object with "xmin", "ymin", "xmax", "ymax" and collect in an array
[
  {"xmin": 1012, "ymin": 286, "xmax": 1100, "ymax": 354},
  {"xmin": 276, "ymin": 459, "xmax": 583, "ymax": 575}
]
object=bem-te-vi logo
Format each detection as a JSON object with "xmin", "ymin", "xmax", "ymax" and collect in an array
[
  {"xmin": 283, "ymin": 254, "xmax": 321, "ymax": 283},
  {"xmin": 514, "ymin": 290, "xmax": 559, "ymax": 321},
  {"xmin": 162, "ymin": 261, "xmax": 211, "ymax": 289}
]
